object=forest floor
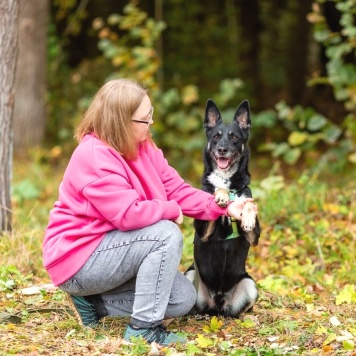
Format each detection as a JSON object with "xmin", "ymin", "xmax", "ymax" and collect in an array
[{"xmin": 0, "ymin": 157, "xmax": 355, "ymax": 355}]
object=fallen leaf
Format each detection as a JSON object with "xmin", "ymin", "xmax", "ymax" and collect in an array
[{"xmin": 330, "ymin": 316, "xmax": 341, "ymax": 326}]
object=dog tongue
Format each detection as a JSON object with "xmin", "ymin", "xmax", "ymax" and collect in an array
[{"xmin": 217, "ymin": 158, "xmax": 230, "ymax": 169}]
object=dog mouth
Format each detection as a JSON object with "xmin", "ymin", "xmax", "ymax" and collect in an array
[{"xmin": 214, "ymin": 155, "xmax": 232, "ymax": 170}]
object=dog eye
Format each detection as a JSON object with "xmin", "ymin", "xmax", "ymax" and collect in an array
[
  {"xmin": 229, "ymin": 133, "xmax": 238, "ymax": 142},
  {"xmin": 213, "ymin": 133, "xmax": 221, "ymax": 141}
]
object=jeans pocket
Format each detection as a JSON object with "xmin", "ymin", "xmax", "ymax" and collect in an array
[{"xmin": 58, "ymin": 277, "xmax": 84, "ymax": 295}]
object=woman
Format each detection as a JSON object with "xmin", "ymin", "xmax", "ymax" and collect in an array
[{"xmin": 42, "ymin": 78, "xmax": 256, "ymax": 346}]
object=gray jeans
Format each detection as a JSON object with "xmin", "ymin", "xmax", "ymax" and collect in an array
[{"xmin": 58, "ymin": 220, "xmax": 196, "ymax": 328}]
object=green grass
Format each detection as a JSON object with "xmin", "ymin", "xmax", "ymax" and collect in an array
[{"xmin": 1, "ymin": 154, "xmax": 355, "ymax": 355}]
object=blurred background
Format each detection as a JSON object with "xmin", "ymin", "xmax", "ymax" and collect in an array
[{"xmin": 12, "ymin": 0, "xmax": 356, "ymax": 185}]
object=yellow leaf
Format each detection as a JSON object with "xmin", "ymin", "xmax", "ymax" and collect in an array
[
  {"xmin": 315, "ymin": 326, "xmax": 328, "ymax": 335},
  {"xmin": 288, "ymin": 131, "xmax": 309, "ymax": 146},
  {"xmin": 323, "ymin": 203, "xmax": 341, "ymax": 215},
  {"xmin": 182, "ymin": 85, "xmax": 199, "ymax": 105},
  {"xmin": 323, "ymin": 333, "xmax": 336, "ymax": 346},
  {"xmin": 343, "ymin": 340, "xmax": 354, "ymax": 351},
  {"xmin": 203, "ymin": 325, "xmax": 211, "ymax": 333},
  {"xmin": 335, "ymin": 284, "xmax": 356, "ymax": 305},
  {"xmin": 210, "ymin": 316, "xmax": 223, "ymax": 332},
  {"xmin": 195, "ymin": 334, "xmax": 214, "ymax": 348}
]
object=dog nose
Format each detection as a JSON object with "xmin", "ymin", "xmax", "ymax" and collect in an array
[{"xmin": 218, "ymin": 147, "xmax": 228, "ymax": 155}]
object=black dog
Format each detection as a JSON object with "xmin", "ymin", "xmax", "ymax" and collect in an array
[{"xmin": 186, "ymin": 99, "xmax": 260, "ymax": 317}]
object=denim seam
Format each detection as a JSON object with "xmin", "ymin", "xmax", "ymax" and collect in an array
[
  {"xmin": 152, "ymin": 238, "xmax": 166, "ymax": 323},
  {"xmin": 95, "ymin": 236, "xmax": 161, "ymax": 253}
]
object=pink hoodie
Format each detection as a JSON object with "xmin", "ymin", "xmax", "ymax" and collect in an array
[{"xmin": 43, "ymin": 133, "xmax": 228, "ymax": 285}]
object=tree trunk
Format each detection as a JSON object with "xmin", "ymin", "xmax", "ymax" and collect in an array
[
  {"xmin": 0, "ymin": 0, "xmax": 18, "ymax": 232},
  {"xmin": 287, "ymin": 0, "xmax": 313, "ymax": 105},
  {"xmin": 13, "ymin": 0, "xmax": 48, "ymax": 153},
  {"xmin": 236, "ymin": 0, "xmax": 260, "ymax": 108}
]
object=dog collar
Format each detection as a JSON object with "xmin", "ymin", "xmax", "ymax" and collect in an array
[{"xmin": 229, "ymin": 190, "xmax": 238, "ymax": 201}]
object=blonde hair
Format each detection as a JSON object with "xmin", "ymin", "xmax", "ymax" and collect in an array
[{"xmin": 75, "ymin": 78, "xmax": 153, "ymax": 160}]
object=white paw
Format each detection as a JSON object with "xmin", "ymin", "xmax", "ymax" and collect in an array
[
  {"xmin": 214, "ymin": 189, "xmax": 230, "ymax": 207},
  {"xmin": 241, "ymin": 202, "xmax": 256, "ymax": 232}
]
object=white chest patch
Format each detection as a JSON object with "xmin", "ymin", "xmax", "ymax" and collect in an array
[{"xmin": 208, "ymin": 170, "xmax": 234, "ymax": 190}]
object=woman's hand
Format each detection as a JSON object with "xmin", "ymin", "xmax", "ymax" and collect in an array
[
  {"xmin": 173, "ymin": 207, "xmax": 184, "ymax": 225},
  {"xmin": 227, "ymin": 198, "xmax": 257, "ymax": 220}
]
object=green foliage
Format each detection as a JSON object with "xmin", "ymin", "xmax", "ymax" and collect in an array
[
  {"xmin": 309, "ymin": 0, "xmax": 356, "ymax": 111},
  {"xmin": 93, "ymin": 1, "xmax": 166, "ymax": 87},
  {"xmin": 249, "ymin": 173, "xmax": 356, "ymax": 289},
  {"xmin": 90, "ymin": 2, "xmax": 247, "ymax": 180},
  {"xmin": 203, "ymin": 316, "xmax": 223, "ymax": 333},
  {"xmin": 12, "ymin": 180, "xmax": 40, "ymax": 204},
  {"xmin": 254, "ymin": 100, "xmax": 354, "ymax": 173},
  {"xmin": 3, "ymin": 152, "xmax": 356, "ymax": 354},
  {"xmin": 121, "ymin": 336, "xmax": 151, "ymax": 354},
  {"xmin": 45, "ymin": 1, "xmax": 356, "ymax": 178},
  {"xmin": 0, "ymin": 265, "xmax": 31, "ymax": 292}
]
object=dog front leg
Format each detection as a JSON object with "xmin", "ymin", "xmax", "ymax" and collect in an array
[
  {"xmin": 241, "ymin": 202, "xmax": 259, "ymax": 246},
  {"xmin": 201, "ymin": 188, "xmax": 229, "ymax": 242},
  {"xmin": 214, "ymin": 188, "xmax": 230, "ymax": 207}
]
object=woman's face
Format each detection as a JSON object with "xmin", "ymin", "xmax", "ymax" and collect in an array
[{"xmin": 131, "ymin": 94, "xmax": 154, "ymax": 143}]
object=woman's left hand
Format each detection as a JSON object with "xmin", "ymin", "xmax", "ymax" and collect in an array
[{"xmin": 228, "ymin": 198, "xmax": 256, "ymax": 220}]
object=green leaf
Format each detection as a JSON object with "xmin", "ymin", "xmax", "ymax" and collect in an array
[
  {"xmin": 283, "ymin": 147, "xmax": 301, "ymax": 165},
  {"xmin": 240, "ymin": 318, "xmax": 256, "ymax": 328},
  {"xmin": 12, "ymin": 179, "xmax": 40, "ymax": 202},
  {"xmin": 254, "ymin": 110, "xmax": 277, "ymax": 128},
  {"xmin": 323, "ymin": 125, "xmax": 342, "ymax": 143},
  {"xmin": 219, "ymin": 341, "xmax": 232, "ymax": 351},
  {"xmin": 343, "ymin": 340, "xmax": 354, "ymax": 351},
  {"xmin": 314, "ymin": 29, "xmax": 331, "ymax": 42},
  {"xmin": 258, "ymin": 327, "xmax": 275, "ymax": 335},
  {"xmin": 186, "ymin": 343, "xmax": 202, "ymax": 355},
  {"xmin": 272, "ymin": 142, "xmax": 289, "ymax": 157},
  {"xmin": 260, "ymin": 175, "xmax": 285, "ymax": 192},
  {"xmin": 307, "ymin": 114, "xmax": 327, "ymax": 131},
  {"xmin": 258, "ymin": 276, "xmax": 288, "ymax": 293}
]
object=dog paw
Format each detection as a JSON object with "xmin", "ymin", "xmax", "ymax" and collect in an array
[
  {"xmin": 214, "ymin": 189, "xmax": 230, "ymax": 207},
  {"xmin": 241, "ymin": 202, "xmax": 256, "ymax": 232}
]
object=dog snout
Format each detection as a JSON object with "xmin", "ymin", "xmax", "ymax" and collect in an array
[{"xmin": 217, "ymin": 147, "xmax": 228, "ymax": 156}]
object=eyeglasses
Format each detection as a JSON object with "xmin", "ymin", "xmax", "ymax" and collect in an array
[{"xmin": 132, "ymin": 107, "xmax": 154, "ymax": 125}]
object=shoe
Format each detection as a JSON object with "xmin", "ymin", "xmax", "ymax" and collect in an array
[
  {"xmin": 68, "ymin": 295, "xmax": 104, "ymax": 327},
  {"xmin": 123, "ymin": 323, "xmax": 187, "ymax": 346}
]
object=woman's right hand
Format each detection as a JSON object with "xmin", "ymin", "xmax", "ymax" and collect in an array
[
  {"xmin": 173, "ymin": 207, "xmax": 184, "ymax": 225},
  {"xmin": 227, "ymin": 198, "xmax": 256, "ymax": 220}
]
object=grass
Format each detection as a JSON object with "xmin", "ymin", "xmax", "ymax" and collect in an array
[{"xmin": 1, "ymin": 153, "xmax": 356, "ymax": 355}]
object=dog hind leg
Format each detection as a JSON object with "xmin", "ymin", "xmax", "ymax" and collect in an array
[{"xmin": 225, "ymin": 278, "xmax": 258, "ymax": 317}]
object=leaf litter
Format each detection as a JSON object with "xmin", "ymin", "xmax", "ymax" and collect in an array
[{"xmin": 1, "ymin": 178, "xmax": 355, "ymax": 355}]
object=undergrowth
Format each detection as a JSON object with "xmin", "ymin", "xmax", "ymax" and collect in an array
[{"xmin": 0, "ymin": 155, "xmax": 355, "ymax": 355}]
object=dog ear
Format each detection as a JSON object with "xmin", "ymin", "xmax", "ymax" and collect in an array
[
  {"xmin": 204, "ymin": 99, "xmax": 222, "ymax": 129},
  {"xmin": 234, "ymin": 100, "xmax": 251, "ymax": 130}
]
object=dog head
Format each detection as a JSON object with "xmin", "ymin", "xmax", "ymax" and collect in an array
[{"xmin": 203, "ymin": 99, "xmax": 251, "ymax": 172}]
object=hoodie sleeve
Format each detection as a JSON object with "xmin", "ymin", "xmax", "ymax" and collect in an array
[
  {"xmin": 82, "ymin": 173, "xmax": 181, "ymax": 231},
  {"xmin": 151, "ymin": 147, "xmax": 228, "ymax": 220}
]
